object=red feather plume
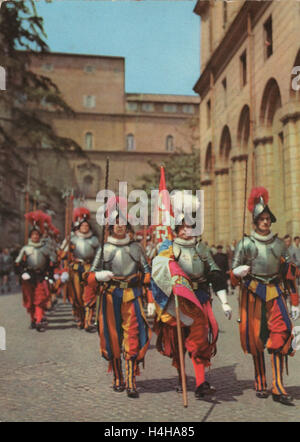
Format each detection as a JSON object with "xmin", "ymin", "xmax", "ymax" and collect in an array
[
  {"xmin": 247, "ymin": 187, "xmax": 269, "ymax": 213},
  {"xmin": 73, "ymin": 207, "xmax": 90, "ymax": 223},
  {"xmin": 24, "ymin": 210, "xmax": 46, "ymax": 233}
]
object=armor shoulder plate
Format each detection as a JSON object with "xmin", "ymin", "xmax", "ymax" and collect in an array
[
  {"xmin": 90, "ymin": 235, "xmax": 100, "ymax": 249},
  {"xmin": 15, "ymin": 246, "xmax": 27, "ymax": 264},
  {"xmin": 173, "ymin": 242, "xmax": 181, "ymax": 260},
  {"xmin": 128, "ymin": 241, "xmax": 143, "ymax": 263},
  {"xmin": 199, "ymin": 242, "xmax": 221, "ymax": 272},
  {"xmin": 232, "ymin": 235, "xmax": 257, "ymax": 268},
  {"xmin": 272, "ymin": 236, "xmax": 289, "ymax": 261},
  {"xmin": 103, "ymin": 242, "xmax": 117, "ymax": 263},
  {"xmin": 195, "ymin": 241, "xmax": 209, "ymax": 261}
]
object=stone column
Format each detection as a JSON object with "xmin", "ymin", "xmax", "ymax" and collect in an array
[
  {"xmin": 215, "ymin": 168, "xmax": 230, "ymax": 245},
  {"xmin": 253, "ymin": 136, "xmax": 273, "ymax": 194},
  {"xmin": 201, "ymin": 178, "xmax": 214, "ymax": 246},
  {"xmin": 231, "ymin": 154, "xmax": 249, "ymax": 240},
  {"xmin": 282, "ymin": 117, "xmax": 300, "ymax": 235}
]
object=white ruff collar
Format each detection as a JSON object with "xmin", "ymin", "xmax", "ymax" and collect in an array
[
  {"xmin": 107, "ymin": 234, "xmax": 131, "ymax": 246},
  {"xmin": 75, "ymin": 230, "xmax": 93, "ymax": 239},
  {"xmin": 251, "ymin": 230, "xmax": 276, "ymax": 242},
  {"xmin": 174, "ymin": 237, "xmax": 196, "ymax": 246},
  {"xmin": 28, "ymin": 240, "xmax": 44, "ymax": 248}
]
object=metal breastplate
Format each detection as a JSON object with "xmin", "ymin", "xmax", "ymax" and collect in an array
[
  {"xmin": 72, "ymin": 235, "xmax": 98, "ymax": 261},
  {"xmin": 173, "ymin": 241, "xmax": 205, "ymax": 280},
  {"xmin": 24, "ymin": 245, "xmax": 49, "ymax": 271},
  {"xmin": 246, "ymin": 236, "xmax": 284, "ymax": 278},
  {"xmin": 103, "ymin": 242, "xmax": 141, "ymax": 277}
]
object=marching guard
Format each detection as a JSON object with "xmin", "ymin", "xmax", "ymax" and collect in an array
[
  {"xmin": 230, "ymin": 187, "xmax": 299, "ymax": 405},
  {"xmin": 15, "ymin": 211, "xmax": 57, "ymax": 332},
  {"xmin": 151, "ymin": 193, "xmax": 232, "ymax": 400},
  {"xmin": 67, "ymin": 207, "xmax": 100, "ymax": 331},
  {"xmin": 86, "ymin": 198, "xmax": 152, "ymax": 398}
]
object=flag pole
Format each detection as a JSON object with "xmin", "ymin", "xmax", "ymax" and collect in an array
[{"xmin": 175, "ymin": 295, "xmax": 188, "ymax": 408}]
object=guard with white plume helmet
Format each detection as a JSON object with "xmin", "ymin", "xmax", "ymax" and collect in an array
[{"xmin": 151, "ymin": 189, "xmax": 232, "ymax": 401}]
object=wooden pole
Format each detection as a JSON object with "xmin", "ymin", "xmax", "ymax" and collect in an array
[
  {"xmin": 63, "ymin": 193, "xmax": 70, "ymax": 304},
  {"xmin": 24, "ymin": 166, "xmax": 31, "ymax": 244},
  {"xmin": 175, "ymin": 294, "xmax": 188, "ymax": 408}
]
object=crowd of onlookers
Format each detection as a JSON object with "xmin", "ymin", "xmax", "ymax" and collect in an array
[{"xmin": 0, "ymin": 245, "xmax": 21, "ymax": 294}]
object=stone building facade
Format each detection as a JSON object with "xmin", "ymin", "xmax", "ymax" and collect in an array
[
  {"xmin": 194, "ymin": 0, "xmax": 300, "ymax": 246},
  {"xmin": 27, "ymin": 52, "xmax": 199, "ymax": 235}
]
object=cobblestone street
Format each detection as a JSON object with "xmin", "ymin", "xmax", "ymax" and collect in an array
[{"xmin": 0, "ymin": 291, "xmax": 299, "ymax": 422}]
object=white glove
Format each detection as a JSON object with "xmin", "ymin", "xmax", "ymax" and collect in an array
[
  {"xmin": 233, "ymin": 265, "xmax": 251, "ymax": 278},
  {"xmin": 95, "ymin": 270, "xmax": 114, "ymax": 282},
  {"xmin": 147, "ymin": 303, "xmax": 156, "ymax": 317},
  {"xmin": 49, "ymin": 279, "xmax": 54, "ymax": 285},
  {"xmin": 61, "ymin": 271, "xmax": 69, "ymax": 283},
  {"xmin": 54, "ymin": 274, "xmax": 60, "ymax": 281},
  {"xmin": 216, "ymin": 289, "xmax": 232, "ymax": 320},
  {"xmin": 291, "ymin": 305, "xmax": 300, "ymax": 321},
  {"xmin": 21, "ymin": 272, "xmax": 31, "ymax": 281}
]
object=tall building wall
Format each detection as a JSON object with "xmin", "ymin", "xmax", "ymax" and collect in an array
[{"xmin": 194, "ymin": 0, "xmax": 300, "ymax": 246}]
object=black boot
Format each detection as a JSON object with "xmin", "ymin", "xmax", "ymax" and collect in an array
[
  {"xmin": 127, "ymin": 388, "xmax": 139, "ymax": 398},
  {"xmin": 29, "ymin": 321, "xmax": 36, "ymax": 329},
  {"xmin": 272, "ymin": 393, "xmax": 294, "ymax": 406},
  {"xmin": 113, "ymin": 384, "xmax": 125, "ymax": 393},
  {"xmin": 256, "ymin": 390, "xmax": 269, "ymax": 399},
  {"xmin": 195, "ymin": 381, "xmax": 216, "ymax": 400},
  {"xmin": 41, "ymin": 317, "xmax": 49, "ymax": 326},
  {"xmin": 36, "ymin": 322, "xmax": 46, "ymax": 332},
  {"xmin": 85, "ymin": 324, "xmax": 97, "ymax": 333}
]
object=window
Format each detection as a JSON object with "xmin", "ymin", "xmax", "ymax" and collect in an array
[
  {"xmin": 85, "ymin": 132, "xmax": 93, "ymax": 150},
  {"xmin": 84, "ymin": 65, "xmax": 96, "ymax": 73},
  {"xmin": 166, "ymin": 135, "xmax": 174, "ymax": 152},
  {"xmin": 240, "ymin": 51, "xmax": 247, "ymax": 87},
  {"xmin": 223, "ymin": 1, "xmax": 228, "ymax": 29},
  {"xmin": 222, "ymin": 78, "xmax": 227, "ymax": 108},
  {"xmin": 83, "ymin": 95, "xmax": 96, "ymax": 108},
  {"xmin": 82, "ymin": 175, "xmax": 94, "ymax": 198},
  {"xmin": 163, "ymin": 104, "xmax": 177, "ymax": 113},
  {"xmin": 41, "ymin": 137, "xmax": 51, "ymax": 149},
  {"xmin": 126, "ymin": 102, "xmax": 138, "ymax": 112},
  {"xmin": 126, "ymin": 134, "xmax": 135, "ymax": 151},
  {"xmin": 264, "ymin": 16, "xmax": 273, "ymax": 59},
  {"xmin": 207, "ymin": 99, "xmax": 211, "ymax": 128},
  {"xmin": 141, "ymin": 103, "xmax": 154, "ymax": 112},
  {"xmin": 183, "ymin": 104, "xmax": 195, "ymax": 114},
  {"xmin": 42, "ymin": 63, "xmax": 53, "ymax": 72}
]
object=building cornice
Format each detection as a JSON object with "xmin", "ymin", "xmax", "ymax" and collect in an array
[
  {"xmin": 193, "ymin": 1, "xmax": 272, "ymax": 98},
  {"xmin": 201, "ymin": 179, "xmax": 212, "ymax": 186},
  {"xmin": 25, "ymin": 50, "xmax": 125, "ymax": 61},
  {"xmin": 281, "ymin": 111, "xmax": 300, "ymax": 125},
  {"xmin": 193, "ymin": 1, "xmax": 209, "ymax": 17},
  {"xmin": 253, "ymin": 136, "xmax": 273, "ymax": 147},
  {"xmin": 18, "ymin": 146, "xmax": 177, "ymax": 157},
  {"xmin": 40, "ymin": 109, "xmax": 198, "ymax": 121},
  {"xmin": 215, "ymin": 168, "xmax": 229, "ymax": 176},
  {"xmin": 231, "ymin": 154, "xmax": 248, "ymax": 163}
]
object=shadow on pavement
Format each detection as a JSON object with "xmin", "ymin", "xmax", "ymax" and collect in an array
[{"xmin": 138, "ymin": 364, "xmax": 254, "ymax": 404}]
